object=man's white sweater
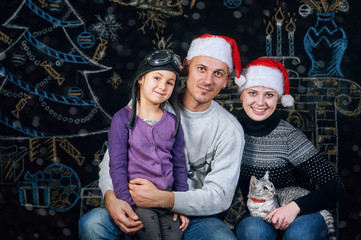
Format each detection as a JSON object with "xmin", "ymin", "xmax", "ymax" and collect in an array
[{"xmin": 99, "ymin": 100, "xmax": 245, "ymax": 216}]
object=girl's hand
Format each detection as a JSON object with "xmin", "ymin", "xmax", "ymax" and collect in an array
[
  {"xmin": 173, "ymin": 213, "xmax": 190, "ymax": 231},
  {"xmin": 267, "ymin": 201, "xmax": 300, "ymax": 230}
]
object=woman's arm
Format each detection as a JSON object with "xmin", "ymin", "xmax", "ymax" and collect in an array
[{"xmin": 293, "ymin": 152, "xmax": 346, "ymax": 213}]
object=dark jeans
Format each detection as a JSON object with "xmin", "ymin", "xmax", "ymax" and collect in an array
[
  {"xmin": 235, "ymin": 213, "xmax": 328, "ymax": 240},
  {"xmin": 133, "ymin": 207, "xmax": 183, "ymax": 240}
]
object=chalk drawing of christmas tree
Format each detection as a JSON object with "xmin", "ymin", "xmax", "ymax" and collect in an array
[{"xmin": 0, "ymin": 0, "xmax": 112, "ymax": 138}]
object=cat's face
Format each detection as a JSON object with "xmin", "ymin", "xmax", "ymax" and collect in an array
[{"xmin": 249, "ymin": 171, "xmax": 275, "ymax": 198}]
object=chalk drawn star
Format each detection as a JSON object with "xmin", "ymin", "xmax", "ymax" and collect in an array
[{"xmin": 107, "ymin": 72, "xmax": 123, "ymax": 89}]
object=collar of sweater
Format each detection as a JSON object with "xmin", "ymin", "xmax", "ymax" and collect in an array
[
  {"xmin": 239, "ymin": 109, "xmax": 280, "ymax": 137},
  {"xmin": 180, "ymin": 100, "xmax": 216, "ymax": 118}
]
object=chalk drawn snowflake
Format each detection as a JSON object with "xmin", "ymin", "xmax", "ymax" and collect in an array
[
  {"xmin": 138, "ymin": 11, "xmax": 166, "ymax": 34},
  {"xmin": 92, "ymin": 13, "xmax": 122, "ymax": 41}
]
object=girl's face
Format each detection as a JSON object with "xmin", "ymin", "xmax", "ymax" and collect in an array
[
  {"xmin": 240, "ymin": 86, "xmax": 279, "ymax": 121},
  {"xmin": 138, "ymin": 70, "xmax": 176, "ymax": 106}
]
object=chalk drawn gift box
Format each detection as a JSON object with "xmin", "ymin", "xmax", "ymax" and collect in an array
[
  {"xmin": 80, "ymin": 180, "xmax": 104, "ymax": 216},
  {"xmin": 18, "ymin": 171, "xmax": 50, "ymax": 208},
  {"xmin": 0, "ymin": 145, "xmax": 26, "ymax": 184}
]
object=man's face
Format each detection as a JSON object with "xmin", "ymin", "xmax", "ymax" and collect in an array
[{"xmin": 182, "ymin": 56, "xmax": 230, "ymax": 112}]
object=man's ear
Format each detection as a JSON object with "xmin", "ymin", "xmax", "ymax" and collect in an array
[
  {"xmin": 182, "ymin": 59, "xmax": 189, "ymax": 75},
  {"xmin": 222, "ymin": 72, "xmax": 231, "ymax": 89}
]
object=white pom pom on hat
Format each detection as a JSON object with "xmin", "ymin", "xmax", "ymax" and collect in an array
[
  {"xmin": 281, "ymin": 94, "xmax": 294, "ymax": 107},
  {"xmin": 235, "ymin": 58, "xmax": 294, "ymax": 107},
  {"xmin": 186, "ymin": 34, "xmax": 243, "ymax": 83}
]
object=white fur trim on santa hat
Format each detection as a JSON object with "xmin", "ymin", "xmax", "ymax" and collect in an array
[
  {"xmin": 238, "ymin": 65, "xmax": 284, "ymax": 96},
  {"xmin": 186, "ymin": 36, "xmax": 233, "ymax": 72}
]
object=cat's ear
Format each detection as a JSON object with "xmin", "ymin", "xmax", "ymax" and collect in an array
[
  {"xmin": 250, "ymin": 176, "xmax": 258, "ymax": 187},
  {"xmin": 261, "ymin": 171, "xmax": 269, "ymax": 181}
]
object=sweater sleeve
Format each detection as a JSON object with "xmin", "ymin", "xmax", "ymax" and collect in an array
[
  {"xmin": 108, "ymin": 108, "xmax": 134, "ymax": 205},
  {"xmin": 98, "ymin": 149, "xmax": 113, "ymax": 197},
  {"xmin": 170, "ymin": 123, "xmax": 188, "ymax": 192},
  {"xmin": 293, "ymin": 152, "xmax": 346, "ymax": 213},
  {"xmin": 284, "ymin": 125, "xmax": 345, "ymax": 213}
]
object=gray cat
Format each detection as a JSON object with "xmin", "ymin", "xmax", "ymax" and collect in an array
[{"xmin": 247, "ymin": 171, "xmax": 335, "ymax": 240}]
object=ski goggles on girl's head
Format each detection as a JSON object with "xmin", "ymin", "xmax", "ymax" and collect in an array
[{"xmin": 145, "ymin": 49, "xmax": 183, "ymax": 74}]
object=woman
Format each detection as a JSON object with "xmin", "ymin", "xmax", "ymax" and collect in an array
[{"xmin": 232, "ymin": 58, "xmax": 345, "ymax": 239}]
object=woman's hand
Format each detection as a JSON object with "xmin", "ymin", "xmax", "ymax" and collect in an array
[
  {"xmin": 173, "ymin": 213, "xmax": 190, "ymax": 231},
  {"xmin": 267, "ymin": 201, "xmax": 300, "ymax": 230}
]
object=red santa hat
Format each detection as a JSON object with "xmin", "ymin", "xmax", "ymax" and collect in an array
[
  {"xmin": 235, "ymin": 58, "xmax": 294, "ymax": 107},
  {"xmin": 186, "ymin": 34, "xmax": 243, "ymax": 83}
]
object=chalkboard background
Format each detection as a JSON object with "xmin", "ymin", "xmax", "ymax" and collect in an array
[{"xmin": 0, "ymin": 0, "xmax": 360, "ymax": 239}]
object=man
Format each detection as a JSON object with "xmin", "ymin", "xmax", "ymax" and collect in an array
[{"xmin": 79, "ymin": 34, "xmax": 245, "ymax": 240}]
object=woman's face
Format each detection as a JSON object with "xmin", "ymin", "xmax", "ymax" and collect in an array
[{"xmin": 240, "ymin": 86, "xmax": 279, "ymax": 121}]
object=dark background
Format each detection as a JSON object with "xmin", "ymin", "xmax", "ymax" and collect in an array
[{"xmin": 0, "ymin": 0, "xmax": 360, "ymax": 239}]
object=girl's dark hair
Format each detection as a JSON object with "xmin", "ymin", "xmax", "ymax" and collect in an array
[
  {"xmin": 127, "ymin": 76, "xmax": 139, "ymax": 130},
  {"xmin": 166, "ymin": 78, "xmax": 182, "ymax": 137},
  {"xmin": 127, "ymin": 50, "xmax": 183, "ymax": 138}
]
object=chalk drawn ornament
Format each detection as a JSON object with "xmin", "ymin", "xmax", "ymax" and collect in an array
[
  {"xmin": 67, "ymin": 86, "xmax": 84, "ymax": 100},
  {"xmin": 77, "ymin": 31, "xmax": 96, "ymax": 49},
  {"xmin": 11, "ymin": 51, "xmax": 27, "ymax": 66},
  {"xmin": 43, "ymin": 163, "xmax": 81, "ymax": 212}
]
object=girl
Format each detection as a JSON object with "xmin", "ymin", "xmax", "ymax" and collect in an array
[{"xmin": 108, "ymin": 49, "xmax": 189, "ymax": 240}]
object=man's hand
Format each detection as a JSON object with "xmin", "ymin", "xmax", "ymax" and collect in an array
[
  {"xmin": 267, "ymin": 201, "xmax": 300, "ymax": 230},
  {"xmin": 129, "ymin": 178, "xmax": 174, "ymax": 209},
  {"xmin": 173, "ymin": 213, "xmax": 190, "ymax": 231},
  {"xmin": 104, "ymin": 190, "xmax": 143, "ymax": 234}
]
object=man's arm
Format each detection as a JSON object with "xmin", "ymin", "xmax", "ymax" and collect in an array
[
  {"xmin": 104, "ymin": 190, "xmax": 143, "ymax": 234},
  {"xmin": 129, "ymin": 178, "xmax": 175, "ymax": 209},
  {"xmin": 98, "ymin": 150, "xmax": 114, "ymax": 196}
]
